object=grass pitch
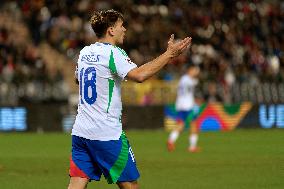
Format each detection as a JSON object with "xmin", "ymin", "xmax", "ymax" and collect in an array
[{"xmin": 0, "ymin": 129, "xmax": 283, "ymax": 189}]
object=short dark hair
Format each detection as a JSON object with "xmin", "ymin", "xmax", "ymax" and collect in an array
[{"xmin": 90, "ymin": 9, "xmax": 124, "ymax": 38}]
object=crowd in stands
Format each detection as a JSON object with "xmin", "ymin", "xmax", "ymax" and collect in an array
[
  {"xmin": 0, "ymin": 0, "xmax": 283, "ymax": 104},
  {"xmin": 0, "ymin": 2, "xmax": 67, "ymax": 104}
]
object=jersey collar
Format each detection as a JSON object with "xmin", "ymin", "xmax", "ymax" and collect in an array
[{"xmin": 96, "ymin": 42, "xmax": 112, "ymax": 46}]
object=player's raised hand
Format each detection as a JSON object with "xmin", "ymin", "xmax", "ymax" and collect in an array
[{"xmin": 166, "ymin": 34, "xmax": 192, "ymax": 58}]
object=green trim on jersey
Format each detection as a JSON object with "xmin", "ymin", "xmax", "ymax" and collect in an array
[
  {"xmin": 107, "ymin": 132, "xmax": 129, "ymax": 184},
  {"xmin": 107, "ymin": 79, "xmax": 115, "ymax": 113},
  {"xmin": 185, "ymin": 103, "xmax": 207, "ymax": 129},
  {"xmin": 109, "ymin": 50, "xmax": 117, "ymax": 74},
  {"xmin": 107, "ymin": 50, "xmax": 117, "ymax": 113},
  {"xmin": 115, "ymin": 46, "xmax": 128, "ymax": 57}
]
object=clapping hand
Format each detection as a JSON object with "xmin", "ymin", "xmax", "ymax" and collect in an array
[{"xmin": 166, "ymin": 34, "xmax": 192, "ymax": 58}]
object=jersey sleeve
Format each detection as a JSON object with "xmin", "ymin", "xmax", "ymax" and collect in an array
[
  {"xmin": 186, "ymin": 77, "xmax": 198, "ymax": 87},
  {"xmin": 111, "ymin": 47, "xmax": 137, "ymax": 79}
]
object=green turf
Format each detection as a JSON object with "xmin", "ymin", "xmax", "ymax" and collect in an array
[{"xmin": 0, "ymin": 129, "xmax": 283, "ymax": 189}]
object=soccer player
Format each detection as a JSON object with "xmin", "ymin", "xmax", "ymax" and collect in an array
[
  {"xmin": 167, "ymin": 64, "xmax": 201, "ymax": 153},
  {"xmin": 68, "ymin": 9, "xmax": 192, "ymax": 189}
]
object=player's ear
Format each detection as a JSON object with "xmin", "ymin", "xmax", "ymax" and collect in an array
[{"xmin": 108, "ymin": 26, "xmax": 115, "ymax": 36}]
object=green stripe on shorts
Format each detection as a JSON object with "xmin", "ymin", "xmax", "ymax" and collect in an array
[{"xmin": 107, "ymin": 132, "xmax": 129, "ymax": 184}]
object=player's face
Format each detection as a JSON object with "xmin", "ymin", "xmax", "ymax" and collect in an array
[
  {"xmin": 192, "ymin": 67, "xmax": 200, "ymax": 77},
  {"xmin": 188, "ymin": 67, "xmax": 200, "ymax": 78},
  {"xmin": 195, "ymin": 67, "xmax": 200, "ymax": 76},
  {"xmin": 112, "ymin": 19, "xmax": 126, "ymax": 45}
]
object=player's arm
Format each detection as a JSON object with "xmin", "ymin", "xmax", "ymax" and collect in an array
[{"xmin": 127, "ymin": 34, "xmax": 192, "ymax": 83}]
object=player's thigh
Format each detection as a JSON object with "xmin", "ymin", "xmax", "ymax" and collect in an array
[
  {"xmin": 176, "ymin": 111, "xmax": 189, "ymax": 131},
  {"xmin": 117, "ymin": 144, "xmax": 140, "ymax": 183},
  {"xmin": 117, "ymin": 181, "xmax": 138, "ymax": 189},
  {"xmin": 87, "ymin": 133, "xmax": 140, "ymax": 184},
  {"xmin": 68, "ymin": 177, "xmax": 89, "ymax": 189},
  {"xmin": 177, "ymin": 123, "xmax": 185, "ymax": 132},
  {"xmin": 70, "ymin": 135, "xmax": 102, "ymax": 181}
]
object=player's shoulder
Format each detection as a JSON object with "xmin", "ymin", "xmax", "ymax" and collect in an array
[
  {"xmin": 112, "ymin": 46, "xmax": 128, "ymax": 57},
  {"xmin": 185, "ymin": 75, "xmax": 195, "ymax": 82},
  {"xmin": 180, "ymin": 75, "xmax": 189, "ymax": 82},
  {"xmin": 180, "ymin": 75, "xmax": 195, "ymax": 85},
  {"xmin": 78, "ymin": 44, "xmax": 107, "ymax": 64},
  {"xmin": 79, "ymin": 45, "xmax": 92, "ymax": 55},
  {"xmin": 80, "ymin": 43, "xmax": 109, "ymax": 53}
]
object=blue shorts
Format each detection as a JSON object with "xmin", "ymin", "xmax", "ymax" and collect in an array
[
  {"xmin": 176, "ymin": 107, "xmax": 199, "ymax": 129},
  {"xmin": 69, "ymin": 132, "xmax": 140, "ymax": 184},
  {"xmin": 177, "ymin": 110, "xmax": 198, "ymax": 122}
]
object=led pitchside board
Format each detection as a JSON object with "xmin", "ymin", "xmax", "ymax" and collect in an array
[
  {"xmin": 1, "ymin": 104, "xmax": 283, "ymax": 132},
  {"xmin": 164, "ymin": 103, "xmax": 253, "ymax": 131},
  {"xmin": 0, "ymin": 107, "xmax": 27, "ymax": 131},
  {"xmin": 259, "ymin": 104, "xmax": 284, "ymax": 128}
]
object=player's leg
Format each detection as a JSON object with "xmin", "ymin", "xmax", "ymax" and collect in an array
[
  {"xmin": 69, "ymin": 135, "xmax": 103, "ymax": 189},
  {"xmin": 168, "ymin": 121, "xmax": 184, "ymax": 141},
  {"xmin": 188, "ymin": 120, "xmax": 200, "ymax": 152},
  {"xmin": 167, "ymin": 123, "xmax": 184, "ymax": 151},
  {"xmin": 167, "ymin": 111, "xmax": 186, "ymax": 151},
  {"xmin": 68, "ymin": 177, "xmax": 89, "ymax": 189},
  {"xmin": 87, "ymin": 132, "xmax": 140, "ymax": 186},
  {"xmin": 117, "ymin": 181, "xmax": 139, "ymax": 189}
]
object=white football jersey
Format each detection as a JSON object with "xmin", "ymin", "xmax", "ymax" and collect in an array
[
  {"xmin": 72, "ymin": 42, "xmax": 137, "ymax": 141},
  {"xmin": 175, "ymin": 74, "xmax": 198, "ymax": 111}
]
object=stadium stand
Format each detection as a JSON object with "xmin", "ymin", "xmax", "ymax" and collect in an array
[{"xmin": 0, "ymin": 0, "xmax": 283, "ymax": 105}]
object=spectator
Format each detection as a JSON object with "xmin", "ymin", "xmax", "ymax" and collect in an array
[{"xmin": 0, "ymin": 0, "xmax": 283, "ymax": 104}]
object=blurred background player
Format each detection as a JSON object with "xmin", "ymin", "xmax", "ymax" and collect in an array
[{"xmin": 167, "ymin": 64, "xmax": 201, "ymax": 152}]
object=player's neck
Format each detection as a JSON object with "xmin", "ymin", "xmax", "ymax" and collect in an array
[{"xmin": 97, "ymin": 36, "xmax": 116, "ymax": 46}]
